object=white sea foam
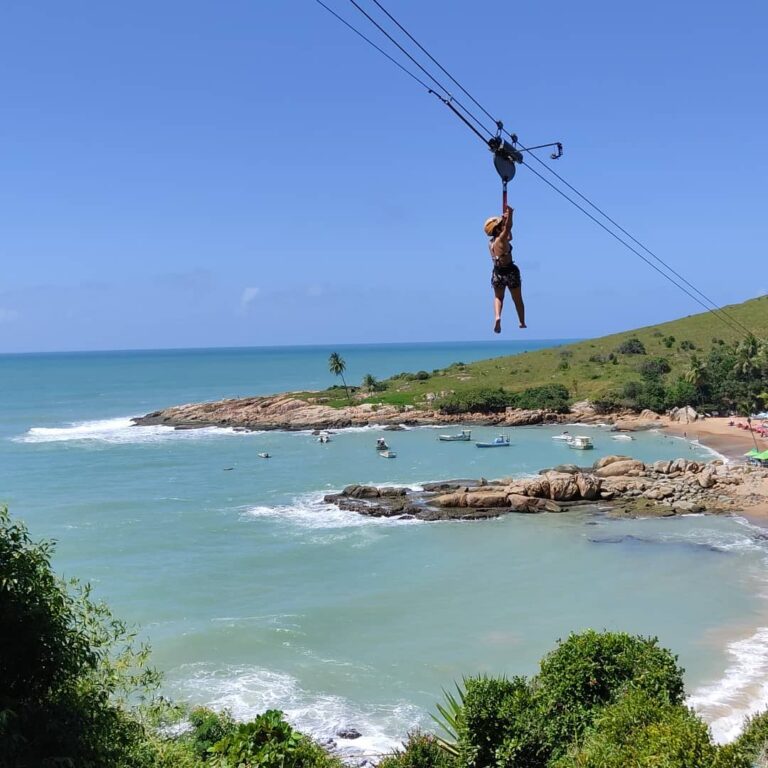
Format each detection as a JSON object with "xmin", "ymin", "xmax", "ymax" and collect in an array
[
  {"xmin": 689, "ymin": 626, "xmax": 768, "ymax": 742},
  {"xmin": 242, "ymin": 491, "xmax": 422, "ymax": 530},
  {"xmin": 14, "ymin": 416, "xmax": 262, "ymax": 445},
  {"xmin": 171, "ymin": 664, "xmax": 425, "ymax": 756}
]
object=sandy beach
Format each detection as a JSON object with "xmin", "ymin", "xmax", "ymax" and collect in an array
[{"xmin": 664, "ymin": 416, "xmax": 767, "ymax": 462}]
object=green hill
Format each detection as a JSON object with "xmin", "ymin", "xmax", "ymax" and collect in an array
[{"xmin": 316, "ymin": 295, "xmax": 768, "ymax": 410}]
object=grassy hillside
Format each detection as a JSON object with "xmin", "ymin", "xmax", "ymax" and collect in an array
[{"xmin": 311, "ymin": 295, "xmax": 768, "ymax": 408}]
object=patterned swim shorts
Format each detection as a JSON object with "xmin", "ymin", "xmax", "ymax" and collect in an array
[{"xmin": 491, "ymin": 262, "xmax": 521, "ymax": 290}]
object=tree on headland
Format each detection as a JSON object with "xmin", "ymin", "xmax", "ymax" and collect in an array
[
  {"xmin": 362, "ymin": 373, "xmax": 379, "ymax": 392},
  {"xmin": 328, "ymin": 352, "xmax": 350, "ymax": 402}
]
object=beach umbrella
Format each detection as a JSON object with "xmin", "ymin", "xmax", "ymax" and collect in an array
[
  {"xmin": 745, "ymin": 449, "xmax": 760, "ymax": 457},
  {"xmin": 755, "ymin": 450, "xmax": 768, "ymax": 461}
]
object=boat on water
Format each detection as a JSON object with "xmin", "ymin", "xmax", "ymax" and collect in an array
[
  {"xmin": 258, "ymin": 452, "xmax": 271, "ymax": 459},
  {"xmin": 566, "ymin": 436, "xmax": 594, "ymax": 450},
  {"xmin": 379, "ymin": 450, "xmax": 397, "ymax": 458},
  {"xmin": 476, "ymin": 435, "xmax": 511, "ymax": 448},
  {"xmin": 611, "ymin": 433, "xmax": 634, "ymax": 441},
  {"xmin": 438, "ymin": 429, "xmax": 472, "ymax": 442},
  {"xmin": 376, "ymin": 438, "xmax": 389, "ymax": 451},
  {"xmin": 318, "ymin": 432, "xmax": 331, "ymax": 443},
  {"xmin": 551, "ymin": 432, "xmax": 572, "ymax": 441}
]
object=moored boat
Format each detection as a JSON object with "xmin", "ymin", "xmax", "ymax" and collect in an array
[
  {"xmin": 438, "ymin": 429, "xmax": 472, "ymax": 442},
  {"xmin": 379, "ymin": 450, "xmax": 397, "ymax": 458},
  {"xmin": 551, "ymin": 432, "xmax": 572, "ymax": 441},
  {"xmin": 476, "ymin": 435, "xmax": 511, "ymax": 448},
  {"xmin": 376, "ymin": 438, "xmax": 389, "ymax": 451},
  {"xmin": 566, "ymin": 436, "xmax": 594, "ymax": 450},
  {"xmin": 258, "ymin": 452, "xmax": 271, "ymax": 458}
]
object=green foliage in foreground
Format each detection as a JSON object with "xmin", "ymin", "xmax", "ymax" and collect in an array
[
  {"xmin": 0, "ymin": 504, "xmax": 161, "ymax": 768},
  {"xmin": 5, "ymin": 503, "xmax": 768, "ymax": 768},
  {"xmin": 394, "ymin": 630, "xmax": 762, "ymax": 768}
]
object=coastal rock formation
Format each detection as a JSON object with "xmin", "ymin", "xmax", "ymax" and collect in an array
[
  {"xmin": 133, "ymin": 396, "xmax": 568, "ymax": 432},
  {"xmin": 321, "ymin": 460, "xmax": 768, "ymax": 521}
]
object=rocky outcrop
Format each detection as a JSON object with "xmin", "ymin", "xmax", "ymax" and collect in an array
[
  {"xmin": 321, "ymin": 460, "xmax": 768, "ymax": 521},
  {"xmin": 132, "ymin": 394, "xmax": 576, "ymax": 432}
]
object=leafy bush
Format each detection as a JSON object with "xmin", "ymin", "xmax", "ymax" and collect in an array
[
  {"xmin": 510, "ymin": 384, "xmax": 570, "ymax": 412},
  {"xmin": 0, "ymin": 506, "xmax": 163, "ymax": 768},
  {"xmin": 640, "ymin": 357, "xmax": 671, "ymax": 378},
  {"xmin": 437, "ymin": 388, "xmax": 514, "ymax": 414},
  {"xmin": 415, "ymin": 370, "xmax": 431, "ymax": 380},
  {"xmin": 552, "ymin": 689, "xmax": 719, "ymax": 768},
  {"xmin": 615, "ymin": 337, "xmax": 647, "ymax": 355},
  {"xmin": 532, "ymin": 630, "xmax": 685, "ymax": 760},
  {"xmin": 665, "ymin": 378, "xmax": 699, "ymax": 408},
  {"xmin": 588, "ymin": 352, "xmax": 615, "ymax": 364},
  {"xmin": 457, "ymin": 676, "xmax": 539, "ymax": 768},
  {"xmin": 591, "ymin": 394, "xmax": 621, "ymax": 414},
  {"xmin": 680, "ymin": 339, "xmax": 697, "ymax": 351},
  {"xmin": 187, "ymin": 707, "xmax": 237, "ymax": 760},
  {"xmin": 730, "ymin": 710, "xmax": 768, "ymax": 764},
  {"xmin": 208, "ymin": 710, "xmax": 341, "ymax": 768},
  {"xmin": 379, "ymin": 732, "xmax": 457, "ymax": 768},
  {"xmin": 663, "ymin": 335, "xmax": 676, "ymax": 348}
]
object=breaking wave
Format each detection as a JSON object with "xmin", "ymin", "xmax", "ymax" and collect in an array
[
  {"xmin": 169, "ymin": 663, "xmax": 426, "ymax": 757},
  {"xmin": 14, "ymin": 416, "xmax": 261, "ymax": 445}
]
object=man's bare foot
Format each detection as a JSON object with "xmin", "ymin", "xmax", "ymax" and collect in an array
[
  {"xmin": 493, "ymin": 319, "xmax": 501, "ymax": 334},
  {"xmin": 519, "ymin": 323, "xmax": 527, "ymax": 329}
]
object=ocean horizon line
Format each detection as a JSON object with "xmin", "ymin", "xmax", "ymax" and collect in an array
[{"xmin": 0, "ymin": 338, "xmax": 579, "ymax": 358}]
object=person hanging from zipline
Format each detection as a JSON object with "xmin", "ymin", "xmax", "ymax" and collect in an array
[{"xmin": 484, "ymin": 204, "xmax": 526, "ymax": 334}]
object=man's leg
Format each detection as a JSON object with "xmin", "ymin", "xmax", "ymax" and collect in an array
[
  {"xmin": 493, "ymin": 285, "xmax": 505, "ymax": 334},
  {"xmin": 510, "ymin": 286, "xmax": 526, "ymax": 328}
]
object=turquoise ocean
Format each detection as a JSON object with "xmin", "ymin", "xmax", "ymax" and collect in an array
[{"xmin": 3, "ymin": 341, "xmax": 768, "ymax": 752}]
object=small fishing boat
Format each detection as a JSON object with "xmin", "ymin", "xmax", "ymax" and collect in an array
[
  {"xmin": 379, "ymin": 450, "xmax": 397, "ymax": 458},
  {"xmin": 438, "ymin": 429, "xmax": 472, "ymax": 442},
  {"xmin": 566, "ymin": 436, "xmax": 593, "ymax": 450},
  {"xmin": 611, "ymin": 433, "xmax": 634, "ymax": 441},
  {"xmin": 551, "ymin": 432, "xmax": 572, "ymax": 441},
  {"xmin": 258, "ymin": 452, "xmax": 271, "ymax": 459},
  {"xmin": 476, "ymin": 435, "xmax": 511, "ymax": 448},
  {"xmin": 376, "ymin": 438, "xmax": 389, "ymax": 451},
  {"xmin": 318, "ymin": 433, "xmax": 331, "ymax": 443}
]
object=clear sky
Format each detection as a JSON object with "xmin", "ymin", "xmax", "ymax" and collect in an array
[{"xmin": 1, "ymin": 0, "xmax": 766, "ymax": 352}]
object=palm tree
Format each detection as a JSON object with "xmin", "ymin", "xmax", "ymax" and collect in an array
[
  {"xmin": 737, "ymin": 400, "xmax": 761, "ymax": 452},
  {"xmin": 362, "ymin": 373, "xmax": 378, "ymax": 392},
  {"xmin": 328, "ymin": 352, "xmax": 350, "ymax": 402},
  {"xmin": 683, "ymin": 355, "xmax": 706, "ymax": 390}
]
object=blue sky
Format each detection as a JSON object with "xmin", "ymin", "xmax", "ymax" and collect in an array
[{"xmin": 1, "ymin": 0, "xmax": 766, "ymax": 352}]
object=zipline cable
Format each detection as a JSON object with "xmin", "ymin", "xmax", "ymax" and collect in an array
[
  {"xmin": 343, "ymin": 0, "xmax": 497, "ymax": 140},
  {"xmin": 367, "ymin": 0, "xmax": 502, "ymax": 130},
  {"xmin": 520, "ymin": 160, "xmax": 751, "ymax": 337},
  {"xmin": 313, "ymin": 0, "xmax": 756, "ymax": 339},
  {"xmin": 512, "ymin": 138, "xmax": 757, "ymax": 339},
  {"xmin": 312, "ymin": 0, "xmax": 433, "ymax": 92},
  {"xmin": 312, "ymin": 0, "xmax": 496, "ymax": 145}
]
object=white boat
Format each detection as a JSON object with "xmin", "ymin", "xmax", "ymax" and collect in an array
[
  {"xmin": 611, "ymin": 433, "xmax": 634, "ymax": 441},
  {"xmin": 258, "ymin": 452, "xmax": 271, "ymax": 459},
  {"xmin": 566, "ymin": 436, "xmax": 593, "ymax": 450},
  {"xmin": 379, "ymin": 450, "xmax": 397, "ymax": 458},
  {"xmin": 476, "ymin": 435, "xmax": 511, "ymax": 448},
  {"xmin": 438, "ymin": 429, "xmax": 472, "ymax": 442},
  {"xmin": 376, "ymin": 438, "xmax": 389, "ymax": 451},
  {"xmin": 551, "ymin": 432, "xmax": 572, "ymax": 441},
  {"xmin": 318, "ymin": 432, "xmax": 331, "ymax": 443}
]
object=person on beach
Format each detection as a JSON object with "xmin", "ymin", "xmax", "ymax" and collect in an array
[{"xmin": 484, "ymin": 205, "xmax": 526, "ymax": 334}]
